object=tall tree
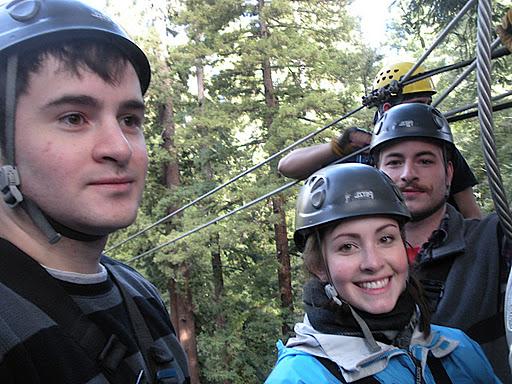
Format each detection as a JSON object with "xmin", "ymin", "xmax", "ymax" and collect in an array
[{"xmin": 257, "ymin": 0, "xmax": 294, "ymax": 336}]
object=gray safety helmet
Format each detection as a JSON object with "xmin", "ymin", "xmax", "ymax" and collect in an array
[
  {"xmin": 0, "ymin": 0, "xmax": 150, "ymax": 243},
  {"xmin": 370, "ymin": 103, "xmax": 454, "ymax": 159},
  {"xmin": 0, "ymin": 0, "xmax": 150, "ymax": 94},
  {"xmin": 294, "ymin": 163, "xmax": 410, "ymax": 252}
]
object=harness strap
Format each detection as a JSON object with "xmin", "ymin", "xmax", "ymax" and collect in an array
[
  {"xmin": 107, "ymin": 265, "xmax": 158, "ymax": 384},
  {"xmin": 416, "ymin": 255, "xmax": 456, "ymax": 313},
  {"xmin": 105, "ymin": 263, "xmax": 190, "ymax": 384},
  {"xmin": 315, "ymin": 356, "xmax": 380, "ymax": 383},
  {"xmin": 466, "ymin": 311, "xmax": 505, "ymax": 344},
  {"xmin": 0, "ymin": 239, "xmax": 123, "ymax": 382},
  {"xmin": 426, "ymin": 352, "xmax": 453, "ymax": 383}
]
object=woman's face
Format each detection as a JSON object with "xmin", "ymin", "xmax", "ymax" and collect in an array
[{"xmin": 321, "ymin": 216, "xmax": 408, "ymax": 314}]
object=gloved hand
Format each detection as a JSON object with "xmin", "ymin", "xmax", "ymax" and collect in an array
[
  {"xmin": 331, "ymin": 127, "xmax": 371, "ymax": 157},
  {"xmin": 497, "ymin": 8, "xmax": 512, "ymax": 52}
]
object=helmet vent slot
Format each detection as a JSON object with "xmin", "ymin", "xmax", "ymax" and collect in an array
[
  {"xmin": 7, "ymin": 0, "xmax": 40, "ymax": 22},
  {"xmin": 309, "ymin": 177, "xmax": 326, "ymax": 209}
]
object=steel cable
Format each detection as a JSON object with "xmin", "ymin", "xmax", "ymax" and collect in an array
[{"xmin": 476, "ymin": 0, "xmax": 512, "ymax": 239}]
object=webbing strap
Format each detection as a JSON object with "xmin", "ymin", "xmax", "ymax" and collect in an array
[
  {"xmin": 107, "ymin": 265, "xmax": 157, "ymax": 384},
  {"xmin": 315, "ymin": 356, "xmax": 380, "ymax": 383},
  {"xmin": 426, "ymin": 352, "xmax": 453, "ymax": 383},
  {"xmin": 317, "ymin": 352, "xmax": 453, "ymax": 383},
  {"xmin": 5, "ymin": 54, "xmax": 17, "ymax": 165},
  {"xmin": 466, "ymin": 311, "xmax": 505, "ymax": 344},
  {"xmin": 416, "ymin": 255, "xmax": 456, "ymax": 313},
  {"xmin": 0, "ymin": 239, "xmax": 125, "ymax": 381},
  {"xmin": 106, "ymin": 263, "xmax": 190, "ymax": 384}
]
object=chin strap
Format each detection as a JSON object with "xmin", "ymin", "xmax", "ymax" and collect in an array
[
  {"xmin": 2, "ymin": 53, "xmax": 61, "ymax": 244},
  {"xmin": 348, "ymin": 305, "xmax": 382, "ymax": 354},
  {"xmin": 45, "ymin": 215, "xmax": 104, "ymax": 242},
  {"xmin": 21, "ymin": 198, "xmax": 61, "ymax": 244}
]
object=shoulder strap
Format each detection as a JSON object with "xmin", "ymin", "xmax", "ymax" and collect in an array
[
  {"xmin": 105, "ymin": 263, "xmax": 190, "ymax": 384},
  {"xmin": 315, "ymin": 356, "xmax": 380, "ymax": 383},
  {"xmin": 426, "ymin": 352, "xmax": 453, "ymax": 383},
  {"xmin": 466, "ymin": 311, "xmax": 505, "ymax": 344},
  {"xmin": 416, "ymin": 255, "xmax": 456, "ymax": 313},
  {"xmin": 0, "ymin": 240, "xmax": 126, "ymax": 381}
]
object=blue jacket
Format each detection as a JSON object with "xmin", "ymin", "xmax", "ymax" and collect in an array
[{"xmin": 265, "ymin": 320, "xmax": 500, "ymax": 383}]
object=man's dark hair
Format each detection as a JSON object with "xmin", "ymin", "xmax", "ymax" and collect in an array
[
  {"xmin": 0, "ymin": 39, "xmax": 132, "ymax": 157},
  {"xmin": 15, "ymin": 39, "xmax": 131, "ymax": 96}
]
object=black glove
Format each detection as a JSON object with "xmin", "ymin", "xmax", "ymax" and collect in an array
[{"xmin": 331, "ymin": 127, "xmax": 371, "ymax": 157}]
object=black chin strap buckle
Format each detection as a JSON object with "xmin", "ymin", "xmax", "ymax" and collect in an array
[{"xmin": 0, "ymin": 165, "xmax": 23, "ymax": 208}]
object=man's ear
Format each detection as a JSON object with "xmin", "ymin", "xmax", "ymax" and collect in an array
[
  {"xmin": 382, "ymin": 102, "xmax": 392, "ymax": 112},
  {"xmin": 446, "ymin": 160, "xmax": 454, "ymax": 186}
]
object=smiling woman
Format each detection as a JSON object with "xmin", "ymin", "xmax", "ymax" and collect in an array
[{"xmin": 265, "ymin": 163, "xmax": 499, "ymax": 383}]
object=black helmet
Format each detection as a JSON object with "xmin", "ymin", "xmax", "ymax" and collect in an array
[
  {"xmin": 0, "ymin": 0, "xmax": 150, "ymax": 94},
  {"xmin": 294, "ymin": 163, "xmax": 410, "ymax": 251},
  {"xmin": 370, "ymin": 103, "xmax": 454, "ymax": 158}
]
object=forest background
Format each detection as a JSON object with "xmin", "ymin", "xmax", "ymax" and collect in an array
[{"xmin": 90, "ymin": 0, "xmax": 511, "ymax": 382}]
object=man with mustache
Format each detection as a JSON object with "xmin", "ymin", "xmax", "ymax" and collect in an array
[{"xmin": 369, "ymin": 102, "xmax": 510, "ymax": 382}]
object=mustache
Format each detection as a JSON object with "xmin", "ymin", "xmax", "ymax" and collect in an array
[{"xmin": 398, "ymin": 181, "xmax": 428, "ymax": 193}]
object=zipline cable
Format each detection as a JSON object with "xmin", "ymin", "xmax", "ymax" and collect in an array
[
  {"xmin": 401, "ymin": 0, "xmax": 477, "ymax": 85},
  {"xmin": 447, "ymin": 100, "xmax": 512, "ymax": 123},
  {"xmin": 107, "ymin": 105, "xmax": 364, "ymax": 253},
  {"xmin": 433, "ymin": 37, "xmax": 502, "ymax": 108},
  {"xmin": 400, "ymin": 45, "xmax": 509, "ymax": 89},
  {"xmin": 128, "ymin": 180, "xmax": 300, "ymax": 263},
  {"xmin": 126, "ymin": 147, "xmax": 370, "ymax": 262},
  {"xmin": 444, "ymin": 90, "xmax": 512, "ymax": 117},
  {"xmin": 476, "ymin": 0, "xmax": 512, "ymax": 239}
]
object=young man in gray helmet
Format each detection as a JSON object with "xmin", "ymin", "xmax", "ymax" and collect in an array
[
  {"xmin": 369, "ymin": 102, "xmax": 510, "ymax": 382},
  {"xmin": 0, "ymin": 1, "xmax": 189, "ymax": 383}
]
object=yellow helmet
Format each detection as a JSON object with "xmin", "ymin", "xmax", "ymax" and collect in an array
[{"xmin": 372, "ymin": 62, "xmax": 436, "ymax": 95}]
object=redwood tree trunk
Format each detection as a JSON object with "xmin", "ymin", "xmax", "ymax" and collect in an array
[
  {"xmin": 211, "ymin": 233, "xmax": 226, "ymax": 328},
  {"xmin": 272, "ymin": 195, "xmax": 293, "ymax": 335},
  {"xmin": 168, "ymin": 278, "xmax": 180, "ymax": 335},
  {"xmin": 159, "ymin": 94, "xmax": 201, "ymax": 383},
  {"xmin": 177, "ymin": 264, "xmax": 200, "ymax": 384},
  {"xmin": 258, "ymin": 0, "xmax": 294, "ymax": 337}
]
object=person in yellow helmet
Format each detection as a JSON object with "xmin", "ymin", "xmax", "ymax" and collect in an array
[
  {"xmin": 277, "ymin": 61, "xmax": 482, "ymax": 220},
  {"xmin": 371, "ymin": 62, "xmax": 436, "ymax": 123},
  {"xmin": 374, "ymin": 62, "xmax": 435, "ymax": 94}
]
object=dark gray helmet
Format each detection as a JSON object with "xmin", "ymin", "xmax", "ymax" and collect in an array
[
  {"xmin": 0, "ymin": 0, "xmax": 150, "ymax": 94},
  {"xmin": 294, "ymin": 163, "xmax": 410, "ymax": 251},
  {"xmin": 370, "ymin": 103, "xmax": 454, "ymax": 158}
]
